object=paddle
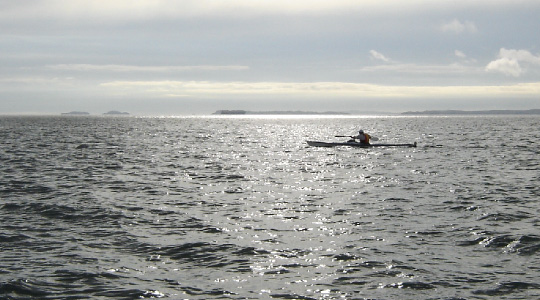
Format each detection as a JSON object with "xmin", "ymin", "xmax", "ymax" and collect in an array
[{"xmin": 335, "ymin": 135, "xmax": 379, "ymax": 141}]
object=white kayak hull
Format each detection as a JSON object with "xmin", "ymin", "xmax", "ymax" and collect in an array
[{"xmin": 307, "ymin": 141, "xmax": 417, "ymax": 148}]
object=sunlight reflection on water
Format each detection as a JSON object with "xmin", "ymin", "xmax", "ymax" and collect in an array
[{"xmin": 0, "ymin": 115, "xmax": 539, "ymax": 299}]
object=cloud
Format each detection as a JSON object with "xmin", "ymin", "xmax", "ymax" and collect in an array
[
  {"xmin": 360, "ymin": 63, "xmax": 478, "ymax": 75},
  {"xmin": 454, "ymin": 50, "xmax": 477, "ymax": 64},
  {"xmin": 5, "ymin": 1, "xmax": 535, "ymax": 23},
  {"xmin": 486, "ymin": 48, "xmax": 540, "ymax": 77},
  {"xmin": 370, "ymin": 50, "xmax": 391, "ymax": 62},
  {"xmin": 0, "ymin": 0, "xmax": 396, "ymax": 22},
  {"xmin": 440, "ymin": 19, "xmax": 478, "ymax": 34},
  {"xmin": 454, "ymin": 50, "xmax": 467, "ymax": 58},
  {"xmin": 100, "ymin": 80, "xmax": 540, "ymax": 99},
  {"xmin": 45, "ymin": 64, "xmax": 249, "ymax": 72},
  {"xmin": 498, "ymin": 48, "xmax": 540, "ymax": 64},
  {"xmin": 486, "ymin": 58, "xmax": 522, "ymax": 77}
]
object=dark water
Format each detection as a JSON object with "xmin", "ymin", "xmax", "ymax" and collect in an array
[{"xmin": 1, "ymin": 115, "xmax": 539, "ymax": 299}]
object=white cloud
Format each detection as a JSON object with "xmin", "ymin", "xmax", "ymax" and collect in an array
[
  {"xmin": 498, "ymin": 48, "xmax": 540, "ymax": 64},
  {"xmin": 370, "ymin": 50, "xmax": 391, "ymax": 62},
  {"xmin": 486, "ymin": 58, "xmax": 522, "ymax": 77},
  {"xmin": 455, "ymin": 50, "xmax": 467, "ymax": 58},
  {"xmin": 441, "ymin": 19, "xmax": 478, "ymax": 34},
  {"xmin": 486, "ymin": 48, "xmax": 540, "ymax": 77},
  {"xmin": 100, "ymin": 80, "xmax": 540, "ymax": 99}
]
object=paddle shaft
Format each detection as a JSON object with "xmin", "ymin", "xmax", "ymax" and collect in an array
[{"xmin": 335, "ymin": 135, "xmax": 379, "ymax": 141}]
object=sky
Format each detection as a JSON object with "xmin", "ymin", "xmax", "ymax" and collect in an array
[{"xmin": 1, "ymin": 0, "xmax": 540, "ymax": 115}]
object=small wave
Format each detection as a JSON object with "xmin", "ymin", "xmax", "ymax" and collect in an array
[
  {"xmin": 179, "ymin": 287, "xmax": 237, "ymax": 297},
  {"xmin": 93, "ymin": 288, "xmax": 167, "ymax": 299},
  {"xmin": 0, "ymin": 279, "xmax": 50, "ymax": 298},
  {"xmin": 478, "ymin": 211, "xmax": 532, "ymax": 222},
  {"xmin": 0, "ymin": 202, "xmax": 24, "ymax": 210},
  {"xmin": 0, "ymin": 233, "xmax": 31, "ymax": 243},
  {"xmin": 511, "ymin": 235, "xmax": 540, "ymax": 255},
  {"xmin": 333, "ymin": 276, "xmax": 369, "ymax": 285},
  {"xmin": 382, "ymin": 197, "xmax": 412, "ymax": 202},
  {"xmin": 273, "ymin": 248, "xmax": 312, "ymax": 259},
  {"xmin": 0, "ymin": 181, "xmax": 55, "ymax": 195},
  {"xmin": 517, "ymin": 243, "xmax": 540, "ymax": 255},
  {"xmin": 449, "ymin": 204, "xmax": 479, "ymax": 211},
  {"xmin": 412, "ymin": 230, "xmax": 445, "ymax": 236},
  {"xmin": 367, "ymin": 269, "xmax": 405, "ymax": 278},
  {"xmin": 333, "ymin": 253, "xmax": 360, "ymax": 261},
  {"xmin": 456, "ymin": 237, "xmax": 485, "ymax": 246},
  {"xmin": 153, "ymin": 242, "xmax": 269, "ymax": 271},
  {"xmin": 380, "ymin": 281, "xmax": 436, "ymax": 290},
  {"xmin": 473, "ymin": 281, "xmax": 540, "ymax": 296},
  {"xmin": 233, "ymin": 246, "xmax": 271, "ymax": 256},
  {"xmin": 457, "ymin": 234, "xmax": 540, "ymax": 255},
  {"xmin": 263, "ymin": 268, "xmax": 291, "ymax": 275},
  {"xmin": 336, "ymin": 260, "xmax": 387, "ymax": 274},
  {"xmin": 25, "ymin": 202, "xmax": 128, "ymax": 224},
  {"xmin": 53, "ymin": 269, "xmax": 125, "ymax": 283},
  {"xmin": 270, "ymin": 293, "xmax": 317, "ymax": 300}
]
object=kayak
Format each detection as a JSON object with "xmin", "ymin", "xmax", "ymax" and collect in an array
[{"xmin": 307, "ymin": 141, "xmax": 417, "ymax": 148}]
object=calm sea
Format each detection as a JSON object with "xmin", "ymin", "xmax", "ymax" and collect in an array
[{"xmin": 1, "ymin": 115, "xmax": 539, "ymax": 300}]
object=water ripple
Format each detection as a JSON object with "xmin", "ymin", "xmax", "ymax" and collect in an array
[{"xmin": 1, "ymin": 115, "xmax": 539, "ymax": 299}]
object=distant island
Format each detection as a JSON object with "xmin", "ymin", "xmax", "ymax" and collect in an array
[
  {"xmin": 402, "ymin": 109, "xmax": 540, "ymax": 115},
  {"xmin": 61, "ymin": 111, "xmax": 90, "ymax": 115},
  {"xmin": 103, "ymin": 110, "xmax": 130, "ymax": 115},
  {"xmin": 213, "ymin": 110, "xmax": 350, "ymax": 115}
]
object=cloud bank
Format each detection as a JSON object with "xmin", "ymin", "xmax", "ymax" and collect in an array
[{"xmin": 100, "ymin": 80, "xmax": 540, "ymax": 99}]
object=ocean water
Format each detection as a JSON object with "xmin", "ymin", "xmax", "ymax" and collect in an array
[{"xmin": 0, "ymin": 115, "xmax": 539, "ymax": 300}]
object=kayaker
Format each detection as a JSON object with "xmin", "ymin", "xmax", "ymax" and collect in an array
[{"xmin": 350, "ymin": 130, "xmax": 371, "ymax": 144}]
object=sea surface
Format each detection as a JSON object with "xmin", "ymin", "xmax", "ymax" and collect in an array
[{"xmin": 1, "ymin": 115, "xmax": 539, "ymax": 300}]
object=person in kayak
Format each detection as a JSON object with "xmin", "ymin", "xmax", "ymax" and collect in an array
[{"xmin": 349, "ymin": 130, "xmax": 371, "ymax": 144}]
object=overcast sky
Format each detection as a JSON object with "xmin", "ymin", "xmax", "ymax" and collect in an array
[{"xmin": 1, "ymin": 0, "xmax": 539, "ymax": 115}]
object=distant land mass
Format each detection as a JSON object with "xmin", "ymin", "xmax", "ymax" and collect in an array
[
  {"xmin": 103, "ymin": 110, "xmax": 130, "ymax": 115},
  {"xmin": 402, "ymin": 109, "xmax": 540, "ymax": 115},
  {"xmin": 61, "ymin": 111, "xmax": 90, "ymax": 115},
  {"xmin": 214, "ymin": 109, "xmax": 540, "ymax": 116},
  {"xmin": 213, "ymin": 110, "xmax": 350, "ymax": 115}
]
